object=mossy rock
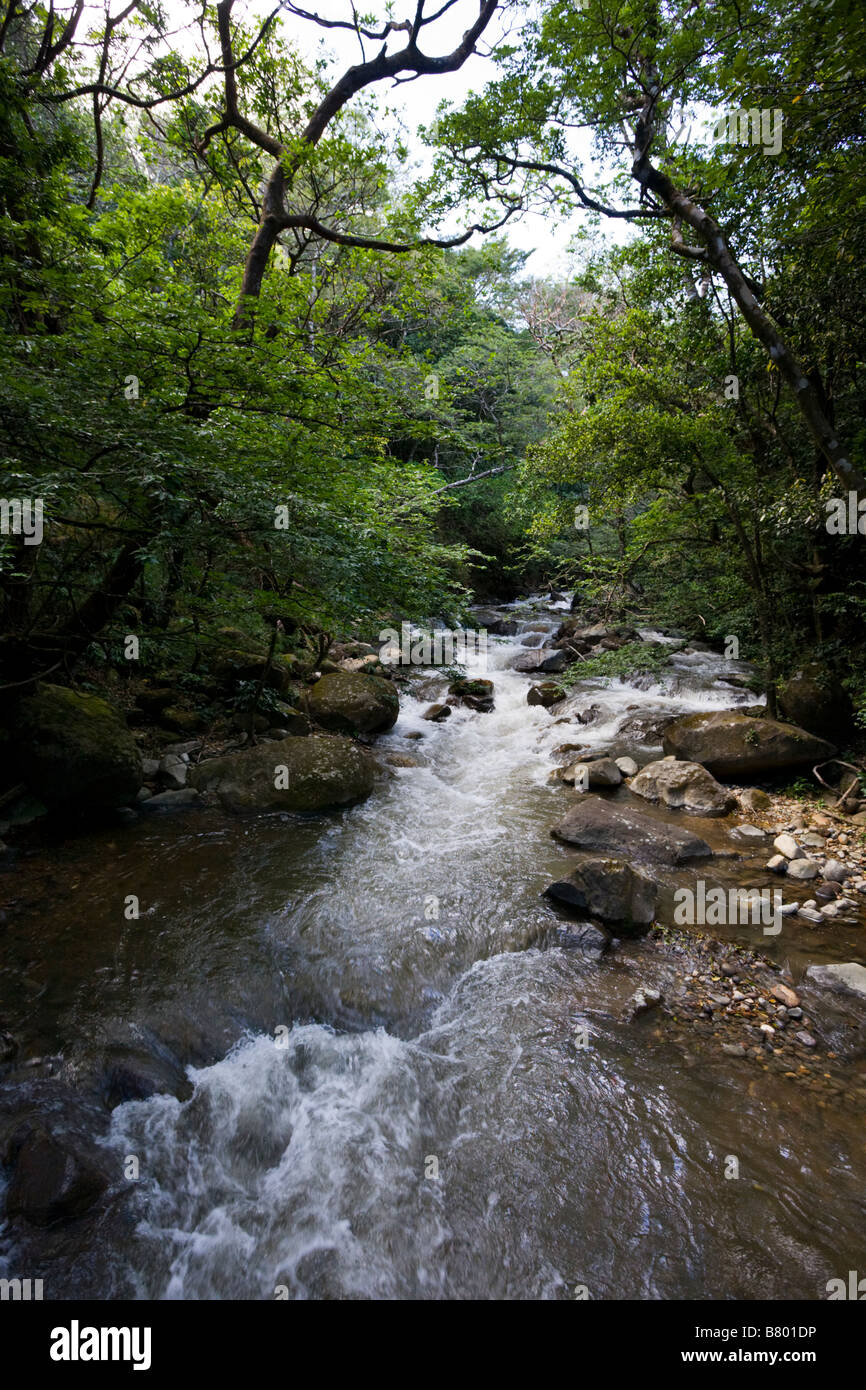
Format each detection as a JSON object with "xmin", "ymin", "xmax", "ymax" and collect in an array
[
  {"xmin": 306, "ymin": 671, "xmax": 399, "ymax": 734},
  {"xmin": 189, "ymin": 734, "xmax": 375, "ymax": 813},
  {"xmin": 13, "ymin": 684, "xmax": 142, "ymax": 809}
]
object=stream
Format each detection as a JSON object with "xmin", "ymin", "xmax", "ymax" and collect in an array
[{"xmin": 1, "ymin": 596, "xmax": 865, "ymax": 1300}]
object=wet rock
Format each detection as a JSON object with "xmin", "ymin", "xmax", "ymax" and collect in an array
[
  {"xmin": 795, "ymin": 1031, "xmax": 817, "ymax": 1048},
  {"xmin": 544, "ymin": 855, "xmax": 658, "ymax": 930},
  {"xmin": 138, "ymin": 788, "xmax": 202, "ymax": 811},
  {"xmin": 100, "ymin": 1046, "xmax": 194, "ymax": 1107},
  {"xmin": 771, "ymin": 982, "xmax": 800, "ymax": 1009},
  {"xmin": 798, "ymin": 907, "xmax": 824, "ymax": 923},
  {"xmin": 766, "ymin": 854, "xmax": 787, "ymax": 873},
  {"xmin": 629, "ymin": 988, "xmax": 663, "ymax": 1019},
  {"xmin": 383, "ymin": 754, "xmax": 419, "ymax": 768},
  {"xmin": 773, "ymin": 834, "xmax": 803, "ymax": 860},
  {"xmin": 512, "ymin": 647, "xmax": 569, "ymax": 674},
  {"xmin": 527, "ymin": 682, "xmax": 566, "ymax": 708},
  {"xmin": 561, "ymin": 757, "xmax": 622, "ymax": 788},
  {"xmin": 805, "ymin": 962, "xmax": 866, "ymax": 1001},
  {"xmin": 721, "ymin": 1043, "xmax": 747, "ymax": 1058},
  {"xmin": 158, "ymin": 754, "xmax": 188, "ymax": 790},
  {"xmin": 12, "ymin": 684, "xmax": 142, "ymax": 810},
  {"xmin": 306, "ymin": 671, "xmax": 399, "ymax": 735},
  {"xmin": 661, "ymin": 711, "xmax": 835, "ymax": 780},
  {"xmin": 552, "ymin": 797, "xmax": 713, "ymax": 866},
  {"xmin": 737, "ymin": 787, "xmax": 772, "ymax": 813},
  {"xmin": 189, "ymin": 735, "xmax": 375, "ymax": 813},
  {"xmin": 4, "ymin": 1127, "xmax": 109, "ymax": 1227},
  {"xmin": 448, "ymin": 678, "xmax": 494, "ymax": 713},
  {"xmin": 559, "ymin": 921, "xmax": 611, "ymax": 955},
  {"xmin": 731, "ymin": 823, "xmax": 769, "ymax": 843},
  {"xmin": 630, "ymin": 759, "xmax": 736, "ymax": 816},
  {"xmin": 787, "ymin": 859, "xmax": 819, "ymax": 881},
  {"xmin": 0, "ymin": 1030, "xmax": 18, "ymax": 1062},
  {"xmin": 422, "ymin": 703, "xmax": 451, "ymax": 722}
]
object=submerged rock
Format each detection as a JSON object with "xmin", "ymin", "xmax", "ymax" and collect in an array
[
  {"xmin": 661, "ymin": 711, "xmax": 835, "ymax": 780},
  {"xmin": 190, "ymin": 735, "xmax": 375, "ymax": 813},
  {"xmin": 527, "ymin": 681, "xmax": 566, "ymax": 708},
  {"xmin": 3, "ymin": 1126, "xmax": 108, "ymax": 1227},
  {"xmin": 630, "ymin": 758, "xmax": 736, "ymax": 816}
]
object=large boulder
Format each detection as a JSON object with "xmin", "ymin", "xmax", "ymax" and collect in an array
[
  {"xmin": 306, "ymin": 671, "xmax": 399, "ymax": 735},
  {"xmin": 661, "ymin": 711, "xmax": 834, "ymax": 780},
  {"xmin": 801, "ymin": 963, "xmax": 866, "ymax": 1060},
  {"xmin": 552, "ymin": 797, "xmax": 713, "ymax": 865},
  {"xmin": 190, "ymin": 734, "xmax": 375, "ymax": 813},
  {"xmin": 630, "ymin": 758, "xmax": 736, "ymax": 817},
  {"xmin": 778, "ymin": 663, "xmax": 853, "ymax": 740},
  {"xmin": 12, "ymin": 684, "xmax": 142, "ymax": 809},
  {"xmin": 544, "ymin": 855, "xmax": 658, "ymax": 932},
  {"xmin": 512, "ymin": 647, "xmax": 570, "ymax": 675}
]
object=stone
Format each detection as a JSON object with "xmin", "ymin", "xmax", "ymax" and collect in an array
[
  {"xmin": 795, "ymin": 1031, "xmax": 817, "ymax": 1048},
  {"xmin": 661, "ymin": 711, "xmax": 835, "ymax": 780},
  {"xmin": 630, "ymin": 758, "xmax": 737, "ymax": 816},
  {"xmin": 822, "ymin": 859, "xmax": 849, "ymax": 883},
  {"xmin": 561, "ymin": 757, "xmax": 622, "ymax": 788},
  {"xmin": 138, "ymin": 788, "xmax": 202, "ymax": 811},
  {"xmin": 721, "ymin": 1043, "xmax": 747, "ymax": 1058},
  {"xmin": 731, "ymin": 823, "xmax": 769, "ymax": 842},
  {"xmin": 306, "ymin": 671, "xmax": 399, "ymax": 735},
  {"xmin": 773, "ymin": 834, "xmax": 803, "ymax": 860},
  {"xmin": 158, "ymin": 754, "xmax": 188, "ymax": 790},
  {"xmin": 527, "ymin": 682, "xmax": 566, "ymax": 708},
  {"xmin": 804, "ymin": 962, "xmax": 866, "ymax": 1001},
  {"xmin": 422, "ymin": 703, "xmax": 451, "ymax": 722},
  {"xmin": 614, "ymin": 756, "xmax": 639, "ymax": 777},
  {"xmin": 779, "ymin": 902, "xmax": 799, "ymax": 916},
  {"xmin": 4, "ymin": 1127, "xmax": 108, "ymax": 1226},
  {"xmin": 797, "ymin": 906, "xmax": 824, "ymax": 923},
  {"xmin": 766, "ymin": 854, "xmax": 787, "ymax": 873},
  {"xmin": 786, "ymin": 859, "xmax": 820, "ymax": 881},
  {"xmin": 560, "ymin": 921, "xmax": 611, "ymax": 955},
  {"xmin": 189, "ymin": 734, "xmax": 375, "ymax": 813},
  {"xmin": 12, "ymin": 684, "xmax": 142, "ymax": 810},
  {"xmin": 448, "ymin": 678, "xmax": 495, "ymax": 713},
  {"xmin": 551, "ymin": 797, "xmax": 713, "ymax": 866},
  {"xmin": 628, "ymin": 988, "xmax": 663, "ymax": 1019},
  {"xmin": 512, "ymin": 647, "xmax": 569, "ymax": 674},
  {"xmin": 771, "ymin": 982, "xmax": 800, "ymax": 1009},
  {"xmin": 544, "ymin": 856, "xmax": 658, "ymax": 930},
  {"xmin": 737, "ymin": 787, "xmax": 772, "ymax": 813}
]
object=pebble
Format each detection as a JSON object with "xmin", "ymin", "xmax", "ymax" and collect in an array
[
  {"xmin": 787, "ymin": 859, "xmax": 820, "ymax": 881},
  {"xmin": 796, "ymin": 1031, "xmax": 817, "ymax": 1048},
  {"xmin": 773, "ymin": 834, "xmax": 803, "ymax": 860}
]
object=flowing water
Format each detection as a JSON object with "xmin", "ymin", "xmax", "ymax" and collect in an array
[{"xmin": 1, "ymin": 598, "xmax": 865, "ymax": 1299}]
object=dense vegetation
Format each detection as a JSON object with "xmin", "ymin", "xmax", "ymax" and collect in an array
[{"xmin": 1, "ymin": 0, "xmax": 864, "ymax": 728}]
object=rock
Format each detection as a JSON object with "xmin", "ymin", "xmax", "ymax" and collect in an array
[
  {"xmin": 799, "ymin": 833, "xmax": 826, "ymax": 851},
  {"xmin": 779, "ymin": 902, "xmax": 799, "ymax": 916},
  {"xmin": 422, "ymin": 703, "xmax": 451, "ymax": 722},
  {"xmin": 562, "ymin": 757, "xmax": 622, "ymax": 788},
  {"xmin": 4, "ymin": 1127, "xmax": 108, "ymax": 1226},
  {"xmin": 787, "ymin": 859, "xmax": 820, "ymax": 881},
  {"xmin": 795, "ymin": 1031, "xmax": 817, "ymax": 1048},
  {"xmin": 822, "ymin": 859, "xmax": 849, "ymax": 883},
  {"xmin": 721, "ymin": 1043, "xmax": 747, "ymax": 1058},
  {"xmin": 629, "ymin": 988, "xmax": 663, "ymax": 1019},
  {"xmin": 138, "ymin": 788, "xmax": 203, "ymax": 811},
  {"xmin": 486, "ymin": 618, "xmax": 519, "ymax": 636},
  {"xmin": 797, "ymin": 906, "xmax": 824, "ymax": 923},
  {"xmin": 630, "ymin": 758, "xmax": 737, "ymax": 817},
  {"xmin": 766, "ymin": 854, "xmax": 787, "ymax": 873},
  {"xmin": 158, "ymin": 754, "xmax": 188, "ymax": 790},
  {"xmin": 189, "ymin": 735, "xmax": 375, "ymax": 813},
  {"xmin": 773, "ymin": 833, "xmax": 803, "ymax": 860},
  {"xmin": 804, "ymin": 962, "xmax": 866, "ymax": 1001},
  {"xmin": 512, "ymin": 647, "xmax": 569, "ymax": 674},
  {"xmin": 778, "ymin": 662, "xmax": 853, "ymax": 740},
  {"xmin": 383, "ymin": 754, "xmax": 419, "ymax": 768},
  {"xmin": 159, "ymin": 706, "xmax": 206, "ymax": 734},
  {"xmin": 771, "ymin": 982, "xmax": 800, "ymax": 1008},
  {"xmin": 731, "ymin": 823, "xmax": 769, "ymax": 842},
  {"xmin": 0, "ymin": 1030, "xmax": 18, "ymax": 1062},
  {"xmin": 448, "ymin": 678, "xmax": 495, "ymax": 713},
  {"xmin": 661, "ymin": 711, "xmax": 835, "ymax": 780},
  {"xmin": 544, "ymin": 856, "xmax": 658, "ymax": 930},
  {"xmin": 12, "ymin": 684, "xmax": 142, "ymax": 809},
  {"xmin": 552, "ymin": 797, "xmax": 713, "ymax": 866},
  {"xmin": 614, "ymin": 756, "xmax": 639, "ymax": 777},
  {"xmin": 737, "ymin": 787, "xmax": 771, "ymax": 813},
  {"xmin": 527, "ymin": 682, "xmax": 566, "ymax": 708},
  {"xmin": 141, "ymin": 758, "xmax": 161, "ymax": 779},
  {"xmin": 560, "ymin": 922, "xmax": 611, "ymax": 955},
  {"xmin": 100, "ymin": 1046, "xmax": 194, "ymax": 1107},
  {"xmin": 306, "ymin": 671, "xmax": 399, "ymax": 735}
]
